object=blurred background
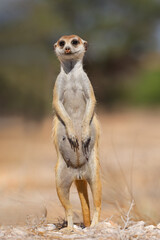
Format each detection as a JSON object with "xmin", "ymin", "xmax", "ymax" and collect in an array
[{"xmin": 0, "ymin": 0, "xmax": 160, "ymax": 227}]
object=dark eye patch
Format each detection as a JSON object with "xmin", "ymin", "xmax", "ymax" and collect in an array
[
  {"xmin": 59, "ymin": 40, "xmax": 65, "ymax": 47},
  {"xmin": 71, "ymin": 39, "xmax": 79, "ymax": 45}
]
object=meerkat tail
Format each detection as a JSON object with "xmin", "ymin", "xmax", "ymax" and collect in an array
[{"xmin": 75, "ymin": 180, "xmax": 91, "ymax": 227}]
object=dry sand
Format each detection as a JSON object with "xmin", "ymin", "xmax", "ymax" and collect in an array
[{"xmin": 0, "ymin": 111, "xmax": 160, "ymax": 238}]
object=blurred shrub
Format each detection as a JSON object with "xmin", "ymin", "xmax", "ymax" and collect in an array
[
  {"xmin": 127, "ymin": 69, "xmax": 160, "ymax": 106},
  {"xmin": 0, "ymin": 73, "xmax": 48, "ymax": 119},
  {"xmin": 0, "ymin": 0, "xmax": 160, "ymax": 118}
]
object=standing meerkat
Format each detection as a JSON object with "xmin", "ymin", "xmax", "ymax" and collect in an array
[{"xmin": 52, "ymin": 35, "xmax": 101, "ymax": 229}]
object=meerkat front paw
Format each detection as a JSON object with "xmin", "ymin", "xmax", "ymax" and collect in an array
[
  {"xmin": 82, "ymin": 127, "xmax": 91, "ymax": 159},
  {"xmin": 67, "ymin": 127, "xmax": 79, "ymax": 151}
]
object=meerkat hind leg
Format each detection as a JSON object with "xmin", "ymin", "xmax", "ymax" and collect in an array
[
  {"xmin": 89, "ymin": 155, "xmax": 102, "ymax": 227},
  {"xmin": 57, "ymin": 186, "xmax": 73, "ymax": 229},
  {"xmin": 56, "ymin": 165, "xmax": 74, "ymax": 229},
  {"xmin": 90, "ymin": 175, "xmax": 101, "ymax": 227},
  {"xmin": 75, "ymin": 180, "xmax": 91, "ymax": 227}
]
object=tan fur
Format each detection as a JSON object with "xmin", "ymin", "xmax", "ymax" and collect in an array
[
  {"xmin": 75, "ymin": 180, "xmax": 91, "ymax": 227},
  {"xmin": 52, "ymin": 35, "xmax": 101, "ymax": 229}
]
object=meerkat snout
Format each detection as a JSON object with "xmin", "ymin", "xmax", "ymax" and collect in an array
[
  {"xmin": 65, "ymin": 46, "xmax": 71, "ymax": 54},
  {"xmin": 54, "ymin": 35, "xmax": 88, "ymax": 60}
]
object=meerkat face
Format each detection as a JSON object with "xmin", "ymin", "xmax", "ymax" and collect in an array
[{"xmin": 54, "ymin": 35, "xmax": 88, "ymax": 61}]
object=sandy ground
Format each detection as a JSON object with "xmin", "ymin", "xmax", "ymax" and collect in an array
[{"xmin": 0, "ymin": 111, "xmax": 160, "ymax": 228}]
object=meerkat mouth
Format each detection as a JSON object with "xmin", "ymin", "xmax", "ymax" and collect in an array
[
  {"xmin": 65, "ymin": 52, "xmax": 72, "ymax": 55},
  {"xmin": 64, "ymin": 50, "xmax": 80, "ymax": 55}
]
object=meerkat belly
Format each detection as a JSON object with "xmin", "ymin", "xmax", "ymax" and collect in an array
[
  {"xmin": 57, "ymin": 89, "xmax": 96, "ymax": 168},
  {"xmin": 57, "ymin": 120, "xmax": 96, "ymax": 168},
  {"xmin": 63, "ymin": 89, "xmax": 86, "ymax": 123}
]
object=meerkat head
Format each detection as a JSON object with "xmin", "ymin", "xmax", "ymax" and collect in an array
[{"xmin": 54, "ymin": 35, "xmax": 88, "ymax": 61}]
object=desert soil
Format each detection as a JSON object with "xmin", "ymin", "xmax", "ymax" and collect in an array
[{"xmin": 0, "ymin": 111, "xmax": 160, "ymax": 239}]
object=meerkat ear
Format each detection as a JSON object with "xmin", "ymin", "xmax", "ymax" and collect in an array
[
  {"xmin": 54, "ymin": 42, "xmax": 57, "ymax": 49},
  {"xmin": 83, "ymin": 41, "xmax": 88, "ymax": 51}
]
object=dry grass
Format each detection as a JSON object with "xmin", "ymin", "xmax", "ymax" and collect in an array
[{"xmin": 0, "ymin": 111, "xmax": 160, "ymax": 229}]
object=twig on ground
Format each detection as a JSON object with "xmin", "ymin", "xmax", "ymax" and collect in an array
[
  {"xmin": 103, "ymin": 215, "xmax": 114, "ymax": 223},
  {"xmin": 121, "ymin": 199, "xmax": 135, "ymax": 230}
]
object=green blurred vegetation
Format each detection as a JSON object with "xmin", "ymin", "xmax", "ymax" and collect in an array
[
  {"xmin": 0, "ymin": 0, "xmax": 160, "ymax": 118},
  {"xmin": 127, "ymin": 69, "xmax": 160, "ymax": 106}
]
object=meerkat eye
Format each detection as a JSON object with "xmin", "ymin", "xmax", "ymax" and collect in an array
[
  {"xmin": 71, "ymin": 39, "xmax": 79, "ymax": 45},
  {"xmin": 59, "ymin": 40, "xmax": 65, "ymax": 47}
]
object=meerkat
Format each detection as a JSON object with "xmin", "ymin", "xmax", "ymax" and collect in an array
[{"xmin": 52, "ymin": 35, "xmax": 101, "ymax": 229}]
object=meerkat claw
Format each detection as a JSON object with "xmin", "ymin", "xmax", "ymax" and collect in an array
[
  {"xmin": 68, "ymin": 138, "xmax": 74, "ymax": 150},
  {"xmin": 68, "ymin": 137, "xmax": 79, "ymax": 151},
  {"xmin": 82, "ymin": 137, "xmax": 91, "ymax": 158},
  {"xmin": 76, "ymin": 139, "xmax": 79, "ymax": 149}
]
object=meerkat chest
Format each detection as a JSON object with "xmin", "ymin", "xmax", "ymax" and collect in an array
[
  {"xmin": 63, "ymin": 73, "xmax": 83, "ymax": 94},
  {"xmin": 62, "ymin": 73, "xmax": 86, "ymax": 118}
]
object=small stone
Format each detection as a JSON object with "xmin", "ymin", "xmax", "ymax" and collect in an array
[
  {"xmin": 157, "ymin": 223, "xmax": 160, "ymax": 229},
  {"xmin": 136, "ymin": 221, "xmax": 145, "ymax": 226},
  {"xmin": 145, "ymin": 225, "xmax": 155, "ymax": 231},
  {"xmin": 105, "ymin": 222, "xmax": 113, "ymax": 227},
  {"xmin": 37, "ymin": 227, "xmax": 45, "ymax": 233},
  {"xmin": 94, "ymin": 222, "xmax": 112, "ymax": 230},
  {"xmin": 13, "ymin": 228, "xmax": 27, "ymax": 236},
  {"xmin": 83, "ymin": 227, "xmax": 90, "ymax": 232},
  {"xmin": 130, "ymin": 221, "xmax": 145, "ymax": 228},
  {"xmin": 45, "ymin": 224, "xmax": 56, "ymax": 231},
  {"xmin": 73, "ymin": 225, "xmax": 81, "ymax": 230}
]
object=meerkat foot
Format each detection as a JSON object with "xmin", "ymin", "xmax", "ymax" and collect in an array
[
  {"xmin": 60, "ymin": 226, "xmax": 74, "ymax": 233},
  {"xmin": 60, "ymin": 226, "xmax": 82, "ymax": 234},
  {"xmin": 90, "ymin": 215, "xmax": 99, "ymax": 227}
]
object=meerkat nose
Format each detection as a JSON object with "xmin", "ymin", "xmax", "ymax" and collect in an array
[
  {"xmin": 65, "ymin": 46, "xmax": 71, "ymax": 54},
  {"xmin": 65, "ymin": 47, "xmax": 70, "ymax": 50}
]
